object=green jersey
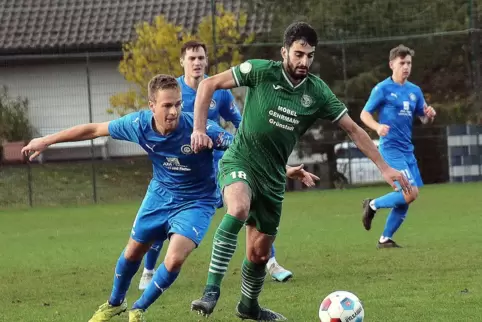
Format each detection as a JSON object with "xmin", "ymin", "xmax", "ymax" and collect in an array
[{"xmin": 223, "ymin": 59, "xmax": 348, "ymax": 191}]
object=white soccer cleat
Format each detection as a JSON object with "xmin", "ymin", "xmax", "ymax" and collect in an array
[
  {"xmin": 267, "ymin": 259, "xmax": 293, "ymax": 282},
  {"xmin": 138, "ymin": 270, "xmax": 155, "ymax": 290}
]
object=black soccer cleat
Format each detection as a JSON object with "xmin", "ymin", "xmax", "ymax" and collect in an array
[
  {"xmin": 362, "ymin": 198, "xmax": 376, "ymax": 231},
  {"xmin": 235, "ymin": 302, "xmax": 287, "ymax": 321},
  {"xmin": 377, "ymin": 239, "xmax": 402, "ymax": 249},
  {"xmin": 191, "ymin": 285, "xmax": 220, "ymax": 317}
]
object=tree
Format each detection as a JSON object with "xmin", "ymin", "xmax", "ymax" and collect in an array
[
  {"xmin": 0, "ymin": 86, "xmax": 35, "ymax": 142},
  {"xmin": 248, "ymin": 0, "xmax": 480, "ymax": 187},
  {"xmin": 108, "ymin": 5, "xmax": 255, "ymax": 116}
]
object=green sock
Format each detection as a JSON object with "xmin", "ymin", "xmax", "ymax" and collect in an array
[
  {"xmin": 240, "ymin": 258, "xmax": 266, "ymax": 310},
  {"xmin": 206, "ymin": 214, "xmax": 244, "ymax": 287}
]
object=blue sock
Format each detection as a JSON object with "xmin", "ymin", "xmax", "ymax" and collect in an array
[
  {"xmin": 382, "ymin": 204, "xmax": 409, "ymax": 239},
  {"xmin": 109, "ymin": 251, "xmax": 142, "ymax": 306},
  {"xmin": 374, "ymin": 191, "xmax": 407, "ymax": 209},
  {"xmin": 132, "ymin": 263, "xmax": 180, "ymax": 310},
  {"xmin": 270, "ymin": 244, "xmax": 276, "ymax": 259},
  {"xmin": 144, "ymin": 243, "xmax": 163, "ymax": 271}
]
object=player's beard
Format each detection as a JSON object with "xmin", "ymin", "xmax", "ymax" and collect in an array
[{"xmin": 286, "ymin": 59, "xmax": 308, "ymax": 80}]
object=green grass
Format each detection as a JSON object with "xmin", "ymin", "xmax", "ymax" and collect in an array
[{"xmin": 1, "ymin": 183, "xmax": 481, "ymax": 321}]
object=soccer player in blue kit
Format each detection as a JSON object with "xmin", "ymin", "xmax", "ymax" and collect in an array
[
  {"xmin": 22, "ymin": 74, "xmax": 233, "ymax": 321},
  {"xmin": 22, "ymin": 74, "xmax": 316, "ymax": 321},
  {"xmin": 139, "ymin": 41, "xmax": 293, "ymax": 291},
  {"xmin": 360, "ymin": 44, "xmax": 436, "ymax": 248}
]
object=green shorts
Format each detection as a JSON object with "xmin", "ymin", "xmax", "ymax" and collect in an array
[{"xmin": 218, "ymin": 159, "xmax": 284, "ymax": 236}]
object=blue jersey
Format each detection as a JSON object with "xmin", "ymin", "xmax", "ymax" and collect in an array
[
  {"xmin": 363, "ymin": 77, "xmax": 426, "ymax": 153},
  {"xmin": 108, "ymin": 111, "xmax": 234, "ymax": 199},
  {"xmin": 177, "ymin": 75, "xmax": 242, "ymax": 128}
]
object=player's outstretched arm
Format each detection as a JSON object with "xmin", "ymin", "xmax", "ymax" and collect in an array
[
  {"xmin": 21, "ymin": 122, "xmax": 110, "ymax": 161},
  {"xmin": 337, "ymin": 114, "xmax": 411, "ymax": 193},
  {"xmin": 192, "ymin": 69, "xmax": 237, "ymax": 152}
]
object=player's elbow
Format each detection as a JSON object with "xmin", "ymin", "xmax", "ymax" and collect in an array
[
  {"xmin": 92, "ymin": 122, "xmax": 111, "ymax": 138},
  {"xmin": 199, "ymin": 77, "xmax": 218, "ymax": 93},
  {"xmin": 202, "ymin": 69, "xmax": 236, "ymax": 90},
  {"xmin": 360, "ymin": 110, "xmax": 371, "ymax": 125}
]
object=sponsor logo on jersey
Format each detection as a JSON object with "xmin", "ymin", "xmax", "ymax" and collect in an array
[
  {"xmin": 239, "ymin": 61, "xmax": 252, "ymax": 74},
  {"xmin": 399, "ymin": 101, "xmax": 412, "ymax": 117},
  {"xmin": 163, "ymin": 157, "xmax": 191, "ymax": 171},
  {"xmin": 267, "ymin": 106, "xmax": 300, "ymax": 132}
]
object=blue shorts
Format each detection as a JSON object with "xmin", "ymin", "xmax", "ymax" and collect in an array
[
  {"xmin": 131, "ymin": 188, "xmax": 217, "ymax": 247},
  {"xmin": 381, "ymin": 148, "xmax": 423, "ymax": 187}
]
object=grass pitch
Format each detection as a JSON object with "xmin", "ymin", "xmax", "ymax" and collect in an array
[{"xmin": 1, "ymin": 183, "xmax": 481, "ymax": 321}]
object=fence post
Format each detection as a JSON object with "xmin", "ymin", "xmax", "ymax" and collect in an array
[
  {"xmin": 340, "ymin": 42, "xmax": 352, "ymax": 185},
  {"xmin": 210, "ymin": 0, "xmax": 218, "ymax": 74},
  {"xmin": 85, "ymin": 53, "xmax": 98, "ymax": 203},
  {"xmin": 469, "ymin": 0, "xmax": 481, "ymax": 120},
  {"xmin": 27, "ymin": 159, "xmax": 33, "ymax": 207}
]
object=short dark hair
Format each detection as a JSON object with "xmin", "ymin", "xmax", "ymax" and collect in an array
[
  {"xmin": 148, "ymin": 74, "xmax": 179, "ymax": 102},
  {"xmin": 389, "ymin": 44, "xmax": 415, "ymax": 61},
  {"xmin": 283, "ymin": 22, "xmax": 318, "ymax": 48},
  {"xmin": 180, "ymin": 40, "xmax": 207, "ymax": 58}
]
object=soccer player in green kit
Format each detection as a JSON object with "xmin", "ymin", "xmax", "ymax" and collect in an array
[{"xmin": 190, "ymin": 22, "xmax": 411, "ymax": 321}]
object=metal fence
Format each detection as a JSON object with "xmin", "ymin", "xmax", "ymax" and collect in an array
[{"xmin": 1, "ymin": 0, "xmax": 481, "ymax": 208}]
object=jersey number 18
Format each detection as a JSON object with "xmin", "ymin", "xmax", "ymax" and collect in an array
[{"xmin": 230, "ymin": 171, "xmax": 247, "ymax": 180}]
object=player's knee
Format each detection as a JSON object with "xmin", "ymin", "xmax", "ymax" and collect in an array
[
  {"xmin": 404, "ymin": 187, "xmax": 419, "ymax": 204},
  {"xmin": 246, "ymin": 243, "xmax": 271, "ymax": 264},
  {"xmin": 124, "ymin": 241, "xmax": 149, "ymax": 261},
  {"xmin": 227, "ymin": 201, "xmax": 250, "ymax": 220},
  {"xmin": 164, "ymin": 252, "xmax": 187, "ymax": 271},
  {"xmin": 246, "ymin": 249, "xmax": 270, "ymax": 265},
  {"xmin": 224, "ymin": 182, "xmax": 251, "ymax": 220},
  {"xmin": 225, "ymin": 195, "xmax": 250, "ymax": 220}
]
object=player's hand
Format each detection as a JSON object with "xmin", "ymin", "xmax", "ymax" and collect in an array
[
  {"xmin": 380, "ymin": 166, "xmax": 411, "ymax": 193},
  {"xmin": 21, "ymin": 137, "xmax": 49, "ymax": 161},
  {"xmin": 377, "ymin": 124, "xmax": 390, "ymax": 137},
  {"xmin": 191, "ymin": 130, "xmax": 213, "ymax": 153},
  {"xmin": 286, "ymin": 164, "xmax": 320, "ymax": 187},
  {"xmin": 424, "ymin": 105, "xmax": 436, "ymax": 119}
]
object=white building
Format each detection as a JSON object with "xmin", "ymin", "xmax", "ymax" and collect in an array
[{"xmin": 0, "ymin": 0, "xmax": 271, "ymax": 161}]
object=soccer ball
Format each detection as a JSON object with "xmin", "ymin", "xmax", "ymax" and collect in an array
[{"xmin": 318, "ymin": 290, "xmax": 364, "ymax": 322}]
